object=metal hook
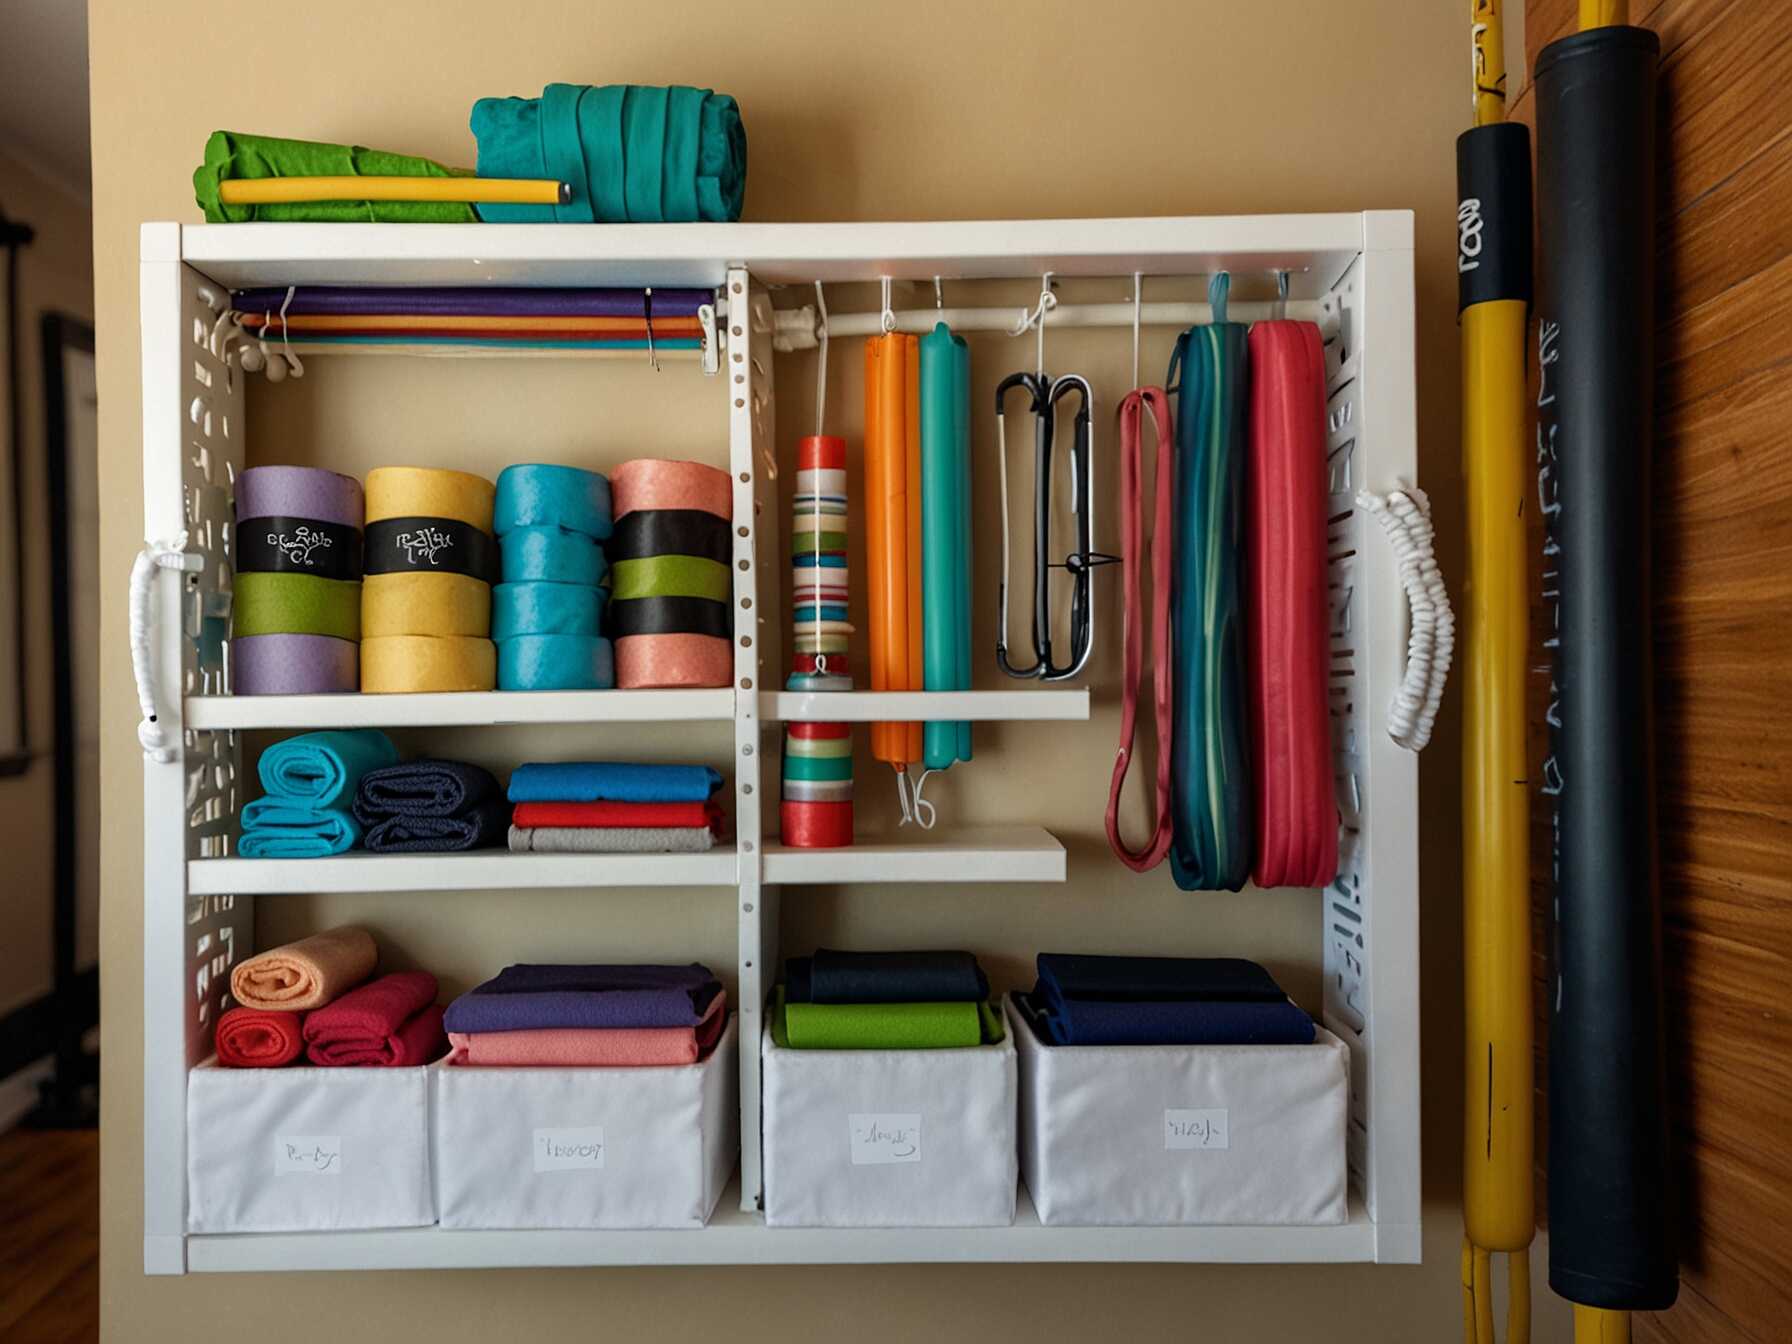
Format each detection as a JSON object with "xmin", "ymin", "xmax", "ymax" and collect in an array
[
  {"xmin": 1131, "ymin": 272, "xmax": 1143, "ymax": 389},
  {"xmin": 813, "ymin": 281, "xmax": 830, "ymax": 438},
  {"xmin": 907, "ymin": 768, "xmax": 939, "ymax": 830},
  {"xmin": 644, "ymin": 286, "xmax": 659, "ymax": 371},
  {"xmin": 1275, "ymin": 270, "xmax": 1290, "ymax": 322},
  {"xmin": 880, "ymin": 277, "xmax": 896, "ymax": 334},
  {"xmin": 934, "ymin": 276, "xmax": 944, "ymax": 311}
]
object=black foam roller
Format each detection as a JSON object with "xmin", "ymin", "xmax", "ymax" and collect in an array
[{"xmin": 1535, "ymin": 24, "xmax": 1677, "ymax": 1312}]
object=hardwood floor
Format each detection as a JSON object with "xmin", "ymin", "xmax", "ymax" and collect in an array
[{"xmin": 0, "ymin": 1128, "xmax": 100, "ymax": 1343}]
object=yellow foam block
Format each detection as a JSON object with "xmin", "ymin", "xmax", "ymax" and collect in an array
[
  {"xmin": 362, "ymin": 571, "xmax": 492, "ymax": 638},
  {"xmin": 365, "ymin": 466, "xmax": 496, "ymax": 531},
  {"xmin": 360, "ymin": 635, "xmax": 496, "ymax": 693}
]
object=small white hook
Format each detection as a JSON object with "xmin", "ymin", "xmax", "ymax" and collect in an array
[
  {"xmin": 933, "ymin": 276, "xmax": 944, "ymax": 311},
  {"xmin": 880, "ymin": 277, "xmax": 896, "ymax": 334},
  {"xmin": 1275, "ymin": 270, "xmax": 1290, "ymax": 322},
  {"xmin": 907, "ymin": 768, "xmax": 939, "ymax": 830},
  {"xmin": 813, "ymin": 280, "xmax": 830, "ymax": 438}
]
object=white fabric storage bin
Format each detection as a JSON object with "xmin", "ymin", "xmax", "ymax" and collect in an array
[
  {"xmin": 186, "ymin": 1061, "xmax": 435, "ymax": 1233},
  {"xmin": 433, "ymin": 1014, "xmax": 737, "ymax": 1229},
  {"xmin": 1008, "ymin": 996, "xmax": 1349, "ymax": 1226},
  {"xmin": 761, "ymin": 1013, "xmax": 1018, "ymax": 1228}
]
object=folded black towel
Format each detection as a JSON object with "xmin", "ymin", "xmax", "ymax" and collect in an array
[
  {"xmin": 352, "ymin": 760, "xmax": 506, "ymax": 852},
  {"xmin": 786, "ymin": 949, "xmax": 989, "ymax": 1004}
]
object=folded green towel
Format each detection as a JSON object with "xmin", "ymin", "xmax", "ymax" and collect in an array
[
  {"xmin": 772, "ymin": 989, "xmax": 1004, "ymax": 1050},
  {"xmin": 194, "ymin": 130, "xmax": 478, "ymax": 224}
]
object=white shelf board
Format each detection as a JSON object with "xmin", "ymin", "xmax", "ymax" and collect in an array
[
  {"xmin": 762, "ymin": 690, "xmax": 1089, "ymax": 723},
  {"xmin": 762, "ymin": 826, "xmax": 1065, "ymax": 884},
  {"xmin": 171, "ymin": 216, "xmax": 1365, "ymax": 290},
  {"xmin": 187, "ymin": 849, "xmax": 737, "ymax": 895},
  {"xmin": 182, "ymin": 689, "xmax": 735, "ymax": 730},
  {"xmin": 185, "ymin": 1182, "xmax": 1376, "ymax": 1271}
]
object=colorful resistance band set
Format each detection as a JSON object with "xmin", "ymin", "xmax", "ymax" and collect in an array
[{"xmin": 233, "ymin": 457, "xmax": 732, "ymax": 694}]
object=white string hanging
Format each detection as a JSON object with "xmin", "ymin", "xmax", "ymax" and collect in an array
[{"xmin": 1357, "ymin": 482, "xmax": 1454, "ymax": 750}]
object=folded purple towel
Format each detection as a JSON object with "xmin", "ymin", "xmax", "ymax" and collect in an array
[{"xmin": 442, "ymin": 963, "xmax": 721, "ymax": 1033}]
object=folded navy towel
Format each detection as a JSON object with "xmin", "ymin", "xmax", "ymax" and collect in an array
[
  {"xmin": 786, "ymin": 949, "xmax": 989, "ymax": 1004},
  {"xmin": 352, "ymin": 759, "xmax": 501, "ymax": 821},
  {"xmin": 360, "ymin": 797, "xmax": 510, "ymax": 853},
  {"xmin": 1026, "ymin": 955, "xmax": 1316, "ymax": 1047},
  {"xmin": 443, "ymin": 962, "xmax": 722, "ymax": 1033},
  {"xmin": 1034, "ymin": 953, "xmax": 1288, "ymax": 1002}
]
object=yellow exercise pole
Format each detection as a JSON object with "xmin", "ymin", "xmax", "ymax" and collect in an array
[
  {"xmin": 218, "ymin": 176, "xmax": 569, "ymax": 207},
  {"xmin": 1459, "ymin": 3, "xmax": 1534, "ymax": 1342},
  {"xmin": 1579, "ymin": 0, "xmax": 1628, "ymax": 29}
]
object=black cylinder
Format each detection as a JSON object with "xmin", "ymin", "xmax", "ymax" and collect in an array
[
  {"xmin": 1456, "ymin": 121, "xmax": 1532, "ymax": 311},
  {"xmin": 1535, "ymin": 24, "xmax": 1677, "ymax": 1313}
]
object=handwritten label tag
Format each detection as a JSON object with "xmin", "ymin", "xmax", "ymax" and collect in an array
[
  {"xmin": 274, "ymin": 1135, "xmax": 343, "ymax": 1175},
  {"xmin": 1164, "ymin": 1108, "xmax": 1229, "ymax": 1151},
  {"xmin": 848, "ymin": 1112, "xmax": 922, "ymax": 1165},
  {"xmin": 533, "ymin": 1126, "xmax": 606, "ymax": 1172}
]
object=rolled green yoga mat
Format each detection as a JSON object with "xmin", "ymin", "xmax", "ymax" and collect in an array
[
  {"xmin": 233, "ymin": 571, "xmax": 362, "ymax": 642},
  {"xmin": 609, "ymin": 554, "xmax": 730, "ymax": 602},
  {"xmin": 773, "ymin": 991, "xmax": 1004, "ymax": 1050},
  {"xmin": 194, "ymin": 131, "xmax": 478, "ymax": 224}
]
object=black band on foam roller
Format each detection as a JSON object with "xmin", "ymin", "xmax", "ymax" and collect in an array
[
  {"xmin": 363, "ymin": 516, "xmax": 497, "ymax": 583},
  {"xmin": 605, "ymin": 508, "xmax": 732, "ymax": 565},
  {"xmin": 1536, "ymin": 24, "xmax": 1677, "ymax": 1314},
  {"xmin": 235, "ymin": 516, "xmax": 363, "ymax": 580},
  {"xmin": 608, "ymin": 595, "xmax": 730, "ymax": 639},
  {"xmin": 1456, "ymin": 121, "xmax": 1533, "ymax": 311}
]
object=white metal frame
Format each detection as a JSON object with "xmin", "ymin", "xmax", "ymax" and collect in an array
[{"xmin": 138, "ymin": 212, "xmax": 1419, "ymax": 1272}]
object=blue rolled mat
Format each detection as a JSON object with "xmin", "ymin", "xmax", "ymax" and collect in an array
[
  {"xmin": 493, "ymin": 582, "xmax": 605, "ymax": 640},
  {"xmin": 256, "ymin": 729, "xmax": 398, "ymax": 809},
  {"xmin": 501, "ymin": 525, "xmax": 606, "ymax": 586},
  {"xmin": 238, "ymin": 797, "xmax": 360, "ymax": 858},
  {"xmin": 507, "ymin": 761, "xmax": 722, "ymax": 803},
  {"xmin": 495, "ymin": 464, "xmax": 613, "ymax": 541},
  {"xmin": 498, "ymin": 634, "xmax": 616, "ymax": 691}
]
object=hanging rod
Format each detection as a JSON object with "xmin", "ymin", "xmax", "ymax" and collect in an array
[{"xmin": 769, "ymin": 298, "xmax": 1338, "ymax": 353}]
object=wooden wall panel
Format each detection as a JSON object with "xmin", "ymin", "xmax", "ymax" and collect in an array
[{"xmin": 1519, "ymin": 2, "xmax": 1792, "ymax": 1341}]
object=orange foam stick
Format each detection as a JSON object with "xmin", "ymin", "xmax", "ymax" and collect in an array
[{"xmin": 902, "ymin": 341, "xmax": 925, "ymax": 765}]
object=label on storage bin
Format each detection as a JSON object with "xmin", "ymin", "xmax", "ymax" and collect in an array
[
  {"xmin": 274, "ymin": 1135, "xmax": 343, "ymax": 1174},
  {"xmin": 848, "ymin": 1113, "xmax": 922, "ymax": 1165},
  {"xmin": 533, "ymin": 1126, "xmax": 606, "ymax": 1171},
  {"xmin": 1164, "ymin": 1109, "xmax": 1229, "ymax": 1150}
]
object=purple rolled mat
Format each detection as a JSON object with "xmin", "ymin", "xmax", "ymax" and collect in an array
[
  {"xmin": 233, "ymin": 633, "xmax": 358, "ymax": 694},
  {"xmin": 230, "ymin": 287, "xmax": 713, "ymax": 319},
  {"xmin": 235, "ymin": 466, "xmax": 364, "ymax": 529}
]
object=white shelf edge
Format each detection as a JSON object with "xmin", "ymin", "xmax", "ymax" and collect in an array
[
  {"xmin": 181, "ymin": 689, "xmax": 735, "ymax": 730},
  {"xmin": 186, "ymin": 850, "xmax": 739, "ymax": 895},
  {"xmin": 762, "ymin": 690, "xmax": 1090, "ymax": 723},
  {"xmin": 763, "ymin": 826, "xmax": 1065, "ymax": 885},
  {"xmin": 184, "ymin": 1184, "xmax": 1374, "ymax": 1271}
]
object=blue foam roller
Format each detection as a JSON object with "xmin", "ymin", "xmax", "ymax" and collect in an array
[
  {"xmin": 497, "ymin": 634, "xmax": 616, "ymax": 690},
  {"xmin": 494, "ymin": 464, "xmax": 613, "ymax": 540},
  {"xmin": 493, "ymin": 581, "xmax": 606, "ymax": 640},
  {"xmin": 501, "ymin": 525, "xmax": 607, "ymax": 585}
]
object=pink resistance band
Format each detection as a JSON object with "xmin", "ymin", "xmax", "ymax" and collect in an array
[{"xmin": 1106, "ymin": 387, "xmax": 1176, "ymax": 871}]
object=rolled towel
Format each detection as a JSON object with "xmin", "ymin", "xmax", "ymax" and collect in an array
[
  {"xmin": 501, "ymin": 526, "xmax": 605, "ymax": 586},
  {"xmin": 506, "ymin": 760, "xmax": 722, "ymax": 803},
  {"xmin": 773, "ymin": 990, "xmax": 1003, "ymax": 1050},
  {"xmin": 229, "ymin": 926, "xmax": 377, "ymax": 1012},
  {"xmin": 609, "ymin": 458, "xmax": 731, "ymax": 520},
  {"xmin": 510, "ymin": 800, "xmax": 722, "ymax": 829},
  {"xmin": 352, "ymin": 760, "xmax": 509, "ymax": 853},
  {"xmin": 447, "ymin": 994, "xmax": 727, "ymax": 1067},
  {"xmin": 303, "ymin": 970, "xmax": 446, "ymax": 1066},
  {"xmin": 497, "ymin": 634, "xmax": 615, "ymax": 690},
  {"xmin": 232, "ymin": 571, "xmax": 362, "ymax": 641},
  {"xmin": 443, "ymin": 962, "xmax": 720, "ymax": 1032},
  {"xmin": 257, "ymin": 729, "xmax": 399, "ymax": 808},
  {"xmin": 494, "ymin": 463, "xmax": 613, "ymax": 540},
  {"xmin": 614, "ymin": 633, "xmax": 731, "ymax": 689},
  {"xmin": 214, "ymin": 1007, "xmax": 305, "ymax": 1067},
  {"xmin": 508, "ymin": 824, "xmax": 714, "ymax": 853},
  {"xmin": 361, "ymin": 635, "xmax": 497, "ymax": 692},
  {"xmin": 492, "ymin": 582, "xmax": 604, "ymax": 639},
  {"xmin": 238, "ymin": 797, "xmax": 360, "ymax": 857},
  {"xmin": 233, "ymin": 632, "xmax": 358, "ymax": 695},
  {"xmin": 786, "ymin": 949, "xmax": 988, "ymax": 1004}
]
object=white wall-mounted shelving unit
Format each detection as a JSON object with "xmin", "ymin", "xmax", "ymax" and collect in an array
[{"xmin": 140, "ymin": 212, "xmax": 1419, "ymax": 1274}]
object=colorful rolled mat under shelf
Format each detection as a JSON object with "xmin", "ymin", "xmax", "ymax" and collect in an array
[
  {"xmin": 493, "ymin": 464, "xmax": 614, "ymax": 690},
  {"xmin": 232, "ymin": 465, "xmax": 365, "ymax": 693},
  {"xmin": 605, "ymin": 459, "xmax": 733, "ymax": 688},
  {"xmin": 783, "ymin": 435, "xmax": 854, "ymax": 849}
]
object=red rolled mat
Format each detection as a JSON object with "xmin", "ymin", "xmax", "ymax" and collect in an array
[
  {"xmin": 1246, "ymin": 321, "xmax": 1338, "ymax": 889},
  {"xmin": 610, "ymin": 459, "xmax": 732, "ymax": 521},
  {"xmin": 615, "ymin": 632, "xmax": 732, "ymax": 688},
  {"xmin": 215, "ymin": 1006, "xmax": 305, "ymax": 1068},
  {"xmin": 781, "ymin": 799, "xmax": 854, "ymax": 848},
  {"xmin": 512, "ymin": 800, "xmax": 724, "ymax": 829}
]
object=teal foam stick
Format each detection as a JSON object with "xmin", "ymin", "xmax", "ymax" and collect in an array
[{"xmin": 921, "ymin": 323, "xmax": 972, "ymax": 770}]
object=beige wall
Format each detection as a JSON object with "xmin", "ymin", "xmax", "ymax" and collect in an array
[
  {"xmin": 0, "ymin": 145, "xmax": 93, "ymax": 1021},
  {"xmin": 90, "ymin": 0, "xmax": 1572, "ymax": 1339}
]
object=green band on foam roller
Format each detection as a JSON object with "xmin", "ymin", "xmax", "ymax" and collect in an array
[
  {"xmin": 609, "ymin": 554, "xmax": 730, "ymax": 602},
  {"xmin": 233, "ymin": 571, "xmax": 362, "ymax": 642},
  {"xmin": 921, "ymin": 322, "xmax": 973, "ymax": 770},
  {"xmin": 781, "ymin": 753, "xmax": 854, "ymax": 783}
]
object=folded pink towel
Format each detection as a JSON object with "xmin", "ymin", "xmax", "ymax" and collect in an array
[
  {"xmin": 303, "ymin": 970, "xmax": 446, "ymax": 1066},
  {"xmin": 447, "ymin": 993, "xmax": 726, "ymax": 1067}
]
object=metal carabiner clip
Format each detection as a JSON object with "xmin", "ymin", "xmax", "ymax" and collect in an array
[{"xmin": 995, "ymin": 370, "xmax": 1115, "ymax": 681}]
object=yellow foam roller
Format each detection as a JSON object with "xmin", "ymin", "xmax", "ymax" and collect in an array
[
  {"xmin": 362, "ymin": 571, "xmax": 492, "ymax": 638},
  {"xmin": 364, "ymin": 466, "xmax": 495, "ymax": 531},
  {"xmin": 361, "ymin": 636, "xmax": 496, "ymax": 693}
]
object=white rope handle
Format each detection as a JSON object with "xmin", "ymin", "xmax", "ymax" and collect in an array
[
  {"xmin": 1357, "ymin": 483, "xmax": 1454, "ymax": 751},
  {"xmin": 130, "ymin": 535, "xmax": 204, "ymax": 763}
]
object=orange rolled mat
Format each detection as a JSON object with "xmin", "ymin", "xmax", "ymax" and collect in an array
[{"xmin": 864, "ymin": 333, "xmax": 923, "ymax": 771}]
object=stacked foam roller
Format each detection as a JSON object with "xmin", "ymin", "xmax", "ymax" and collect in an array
[
  {"xmin": 780, "ymin": 435, "xmax": 854, "ymax": 847},
  {"xmin": 231, "ymin": 466, "xmax": 364, "ymax": 693},
  {"xmin": 605, "ymin": 459, "xmax": 734, "ymax": 688},
  {"xmin": 492, "ymin": 465, "xmax": 615, "ymax": 690}
]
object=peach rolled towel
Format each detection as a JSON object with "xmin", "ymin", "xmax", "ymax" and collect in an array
[{"xmin": 229, "ymin": 925, "xmax": 378, "ymax": 1011}]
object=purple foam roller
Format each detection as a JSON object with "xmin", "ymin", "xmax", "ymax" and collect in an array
[
  {"xmin": 234, "ymin": 633, "xmax": 359, "ymax": 694},
  {"xmin": 236, "ymin": 466, "xmax": 364, "ymax": 528}
]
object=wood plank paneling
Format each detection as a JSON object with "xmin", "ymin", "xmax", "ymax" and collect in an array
[{"xmin": 1522, "ymin": 2, "xmax": 1792, "ymax": 1341}]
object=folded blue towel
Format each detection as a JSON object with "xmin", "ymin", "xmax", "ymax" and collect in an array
[
  {"xmin": 506, "ymin": 761, "xmax": 723, "ymax": 803},
  {"xmin": 256, "ymin": 729, "xmax": 399, "ymax": 809},
  {"xmin": 238, "ymin": 796, "xmax": 361, "ymax": 858},
  {"xmin": 1025, "ymin": 955, "xmax": 1316, "ymax": 1047}
]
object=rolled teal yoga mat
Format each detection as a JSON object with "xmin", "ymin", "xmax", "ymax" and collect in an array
[
  {"xmin": 471, "ymin": 83, "xmax": 747, "ymax": 223},
  {"xmin": 1167, "ymin": 277, "xmax": 1253, "ymax": 893},
  {"xmin": 500, "ymin": 525, "xmax": 607, "ymax": 585},
  {"xmin": 920, "ymin": 323, "xmax": 973, "ymax": 770},
  {"xmin": 498, "ymin": 634, "xmax": 615, "ymax": 690}
]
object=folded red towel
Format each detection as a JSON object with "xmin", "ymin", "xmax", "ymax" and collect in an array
[
  {"xmin": 510, "ymin": 800, "xmax": 724, "ymax": 830},
  {"xmin": 302, "ymin": 970, "xmax": 446, "ymax": 1066},
  {"xmin": 215, "ymin": 1006, "xmax": 305, "ymax": 1067}
]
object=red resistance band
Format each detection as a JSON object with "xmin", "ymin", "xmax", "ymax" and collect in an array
[
  {"xmin": 1247, "ymin": 322, "xmax": 1338, "ymax": 888},
  {"xmin": 1106, "ymin": 387, "xmax": 1176, "ymax": 872}
]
